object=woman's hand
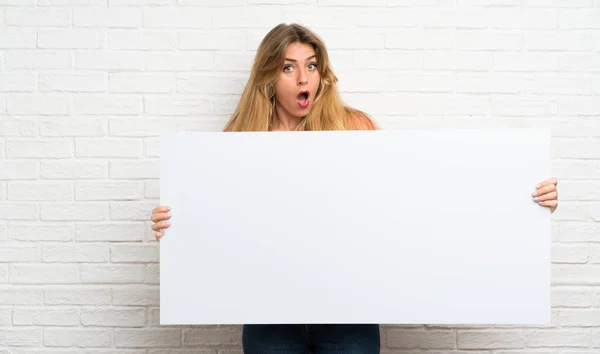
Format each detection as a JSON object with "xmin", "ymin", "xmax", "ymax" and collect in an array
[
  {"xmin": 150, "ymin": 206, "xmax": 171, "ymax": 241},
  {"xmin": 533, "ymin": 178, "xmax": 558, "ymax": 213}
]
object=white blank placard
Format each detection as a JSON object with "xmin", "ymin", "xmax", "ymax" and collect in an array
[{"xmin": 159, "ymin": 129, "xmax": 551, "ymax": 325}]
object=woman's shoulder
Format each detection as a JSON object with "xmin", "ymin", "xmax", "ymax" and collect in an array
[{"xmin": 344, "ymin": 107, "xmax": 379, "ymax": 131}]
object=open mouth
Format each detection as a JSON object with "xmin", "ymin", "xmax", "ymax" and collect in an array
[{"xmin": 296, "ymin": 90, "xmax": 310, "ymax": 109}]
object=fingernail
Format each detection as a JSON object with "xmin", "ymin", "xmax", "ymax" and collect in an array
[
  {"xmin": 167, "ymin": 213, "xmax": 171, "ymax": 217},
  {"xmin": 533, "ymin": 197, "xmax": 539, "ymax": 201},
  {"xmin": 165, "ymin": 221, "xmax": 171, "ymax": 225},
  {"xmin": 536, "ymin": 184, "xmax": 541, "ymax": 188}
]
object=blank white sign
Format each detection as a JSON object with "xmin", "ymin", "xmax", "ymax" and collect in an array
[{"xmin": 159, "ymin": 129, "xmax": 551, "ymax": 325}]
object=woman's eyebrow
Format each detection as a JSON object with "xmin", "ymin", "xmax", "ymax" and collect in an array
[{"xmin": 284, "ymin": 55, "xmax": 317, "ymax": 62}]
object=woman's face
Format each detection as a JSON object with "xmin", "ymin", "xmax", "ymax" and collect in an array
[{"xmin": 273, "ymin": 42, "xmax": 320, "ymax": 119}]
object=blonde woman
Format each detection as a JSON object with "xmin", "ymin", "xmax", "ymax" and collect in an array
[{"xmin": 150, "ymin": 23, "xmax": 559, "ymax": 354}]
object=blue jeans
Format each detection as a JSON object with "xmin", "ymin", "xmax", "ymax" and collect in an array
[{"xmin": 242, "ymin": 324, "xmax": 380, "ymax": 353}]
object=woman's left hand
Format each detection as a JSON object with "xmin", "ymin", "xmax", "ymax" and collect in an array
[{"xmin": 533, "ymin": 177, "xmax": 558, "ymax": 213}]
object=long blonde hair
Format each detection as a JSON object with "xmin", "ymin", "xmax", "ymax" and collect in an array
[{"xmin": 223, "ymin": 23, "xmax": 378, "ymax": 132}]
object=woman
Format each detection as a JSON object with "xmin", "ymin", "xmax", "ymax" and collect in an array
[{"xmin": 150, "ymin": 23, "xmax": 559, "ymax": 354}]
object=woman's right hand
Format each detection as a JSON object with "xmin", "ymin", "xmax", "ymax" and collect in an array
[{"xmin": 150, "ymin": 205, "xmax": 171, "ymax": 241}]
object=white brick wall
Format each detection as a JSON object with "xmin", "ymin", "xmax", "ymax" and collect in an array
[{"xmin": 0, "ymin": 1, "xmax": 598, "ymax": 353}]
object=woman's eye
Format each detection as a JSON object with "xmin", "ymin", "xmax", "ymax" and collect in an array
[
  {"xmin": 283, "ymin": 65, "xmax": 293, "ymax": 72},
  {"xmin": 308, "ymin": 63, "xmax": 317, "ymax": 69}
]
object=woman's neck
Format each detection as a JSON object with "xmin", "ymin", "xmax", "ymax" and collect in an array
[{"xmin": 271, "ymin": 103, "xmax": 302, "ymax": 131}]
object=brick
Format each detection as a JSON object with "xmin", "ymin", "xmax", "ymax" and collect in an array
[
  {"xmin": 424, "ymin": 51, "xmax": 490, "ymax": 71},
  {"xmin": 74, "ymin": 7, "xmax": 141, "ymax": 27},
  {"xmin": 0, "ymin": 243, "xmax": 40, "ymax": 262},
  {"xmin": 80, "ymin": 264, "xmax": 146, "ymax": 283},
  {"xmin": 109, "ymin": 30, "xmax": 176, "ymax": 50},
  {"xmin": 183, "ymin": 326, "xmax": 241, "ymax": 346},
  {"xmin": 75, "ymin": 138, "xmax": 143, "ymax": 158},
  {"xmin": 457, "ymin": 330, "xmax": 523, "ymax": 349},
  {"xmin": 108, "ymin": 119, "xmax": 175, "ymax": 137},
  {"xmin": 145, "ymin": 264, "xmax": 159, "ymax": 284},
  {"xmin": 76, "ymin": 181, "xmax": 143, "ymax": 201},
  {"xmin": 41, "ymin": 118, "xmax": 106, "ymax": 137},
  {"xmin": 385, "ymin": 29, "xmax": 450, "ymax": 49},
  {"xmin": 524, "ymin": 76, "xmax": 593, "ymax": 95},
  {"xmin": 559, "ymin": 97, "xmax": 600, "ymax": 115},
  {"xmin": 109, "ymin": 73, "xmax": 175, "ymax": 93},
  {"xmin": 524, "ymin": 329, "xmax": 590, "ymax": 347},
  {"xmin": 43, "ymin": 244, "xmax": 109, "ymax": 262},
  {"xmin": 143, "ymin": 7, "xmax": 211, "ymax": 28},
  {"xmin": 0, "ymin": 160, "xmax": 38, "ymax": 179},
  {"xmin": 560, "ymin": 310, "xmax": 600, "ymax": 326},
  {"xmin": 553, "ymin": 160, "xmax": 600, "ymax": 180},
  {"xmin": 559, "ymin": 223, "xmax": 600, "ymax": 242},
  {"xmin": 529, "ymin": 0, "xmax": 592, "ymax": 6},
  {"xmin": 81, "ymin": 307, "xmax": 146, "ymax": 327},
  {"xmin": 491, "ymin": 97, "xmax": 557, "ymax": 116},
  {"xmin": 39, "ymin": 0, "xmax": 106, "ymax": 4},
  {"xmin": 111, "ymin": 244, "xmax": 159, "ymax": 263},
  {"xmin": 592, "ymin": 204, "xmax": 600, "ymax": 221},
  {"xmin": 552, "ymin": 287, "xmax": 593, "ymax": 307},
  {"xmin": 457, "ymin": 0, "xmax": 519, "ymax": 4},
  {"xmin": 41, "ymin": 202, "xmax": 107, "ymax": 221},
  {"xmin": 0, "ymin": 287, "xmax": 43, "ymax": 305},
  {"xmin": 9, "ymin": 223, "xmax": 75, "ymax": 241},
  {"xmin": 39, "ymin": 73, "xmax": 106, "ymax": 92},
  {"xmin": 45, "ymin": 287, "xmax": 110, "ymax": 305},
  {"xmin": 559, "ymin": 53, "xmax": 600, "ymax": 71},
  {"xmin": 0, "ymin": 202, "xmax": 38, "ymax": 220},
  {"xmin": 114, "ymin": 329, "xmax": 181, "ymax": 348},
  {"xmin": 524, "ymin": 30, "xmax": 593, "ymax": 51},
  {"xmin": 494, "ymin": 52, "xmax": 558, "ymax": 71},
  {"xmin": 0, "ymin": 265, "xmax": 7, "ymax": 283},
  {"xmin": 488, "ymin": 8, "xmax": 557, "ymax": 29},
  {"xmin": 0, "ymin": 118, "xmax": 37, "ymax": 136},
  {"xmin": 44, "ymin": 329, "xmax": 112, "ymax": 347},
  {"xmin": 146, "ymin": 51, "xmax": 213, "ymax": 71},
  {"xmin": 560, "ymin": 181, "xmax": 600, "ymax": 201},
  {"xmin": 41, "ymin": 160, "xmax": 107, "ymax": 179},
  {"xmin": 0, "ymin": 329, "xmax": 41, "ymax": 346},
  {"xmin": 110, "ymin": 160, "xmax": 159, "ymax": 179},
  {"xmin": 7, "ymin": 94, "xmax": 70, "ymax": 115},
  {"xmin": 179, "ymin": 31, "xmax": 246, "ymax": 50},
  {"xmin": 76, "ymin": 223, "xmax": 144, "ymax": 242},
  {"xmin": 386, "ymin": 329, "xmax": 454, "ymax": 349},
  {"xmin": 553, "ymin": 265, "xmax": 600, "ymax": 285},
  {"xmin": 456, "ymin": 30, "xmax": 522, "ymax": 50},
  {"xmin": 144, "ymin": 180, "xmax": 160, "ymax": 198},
  {"xmin": 0, "ymin": 308, "xmax": 10, "ymax": 326},
  {"xmin": 6, "ymin": 50, "xmax": 72, "ymax": 69},
  {"xmin": 456, "ymin": 73, "xmax": 522, "ymax": 94},
  {"xmin": 0, "ymin": 223, "xmax": 6, "ymax": 240},
  {"xmin": 559, "ymin": 9, "xmax": 600, "ymax": 29},
  {"xmin": 589, "ymin": 244, "xmax": 600, "ymax": 263},
  {"xmin": 110, "ymin": 201, "xmax": 157, "ymax": 221},
  {"xmin": 0, "ymin": 73, "xmax": 36, "ymax": 91},
  {"xmin": 75, "ymin": 50, "xmax": 145, "ymax": 71},
  {"xmin": 552, "ymin": 244, "xmax": 588, "ymax": 263},
  {"xmin": 6, "ymin": 140, "xmax": 72, "ymax": 158},
  {"xmin": 13, "ymin": 308, "xmax": 79, "ymax": 326},
  {"xmin": 213, "ymin": 8, "xmax": 285, "ymax": 29},
  {"xmin": 0, "ymin": 29, "xmax": 36, "ymax": 48},
  {"xmin": 177, "ymin": 74, "xmax": 245, "ymax": 94},
  {"xmin": 11, "ymin": 264, "xmax": 78, "ymax": 284},
  {"xmin": 72, "ymin": 95, "xmax": 142, "ymax": 115},
  {"xmin": 112, "ymin": 285, "xmax": 159, "ymax": 306},
  {"xmin": 144, "ymin": 97, "xmax": 212, "ymax": 116},
  {"xmin": 8, "ymin": 181, "xmax": 74, "ymax": 201},
  {"xmin": 5, "ymin": 8, "xmax": 71, "ymax": 26},
  {"xmin": 38, "ymin": 29, "xmax": 104, "ymax": 49},
  {"xmin": 420, "ymin": 95, "xmax": 488, "ymax": 115}
]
